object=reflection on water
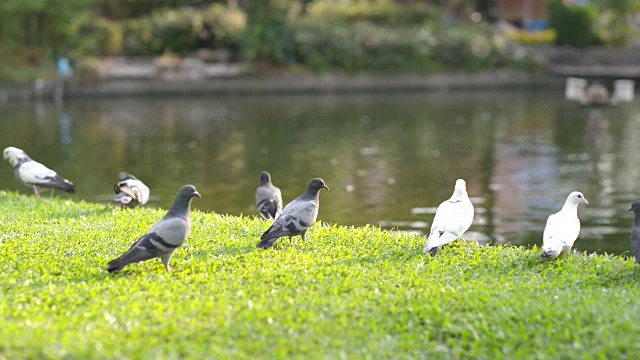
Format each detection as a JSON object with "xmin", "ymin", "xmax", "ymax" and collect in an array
[{"xmin": 0, "ymin": 91, "xmax": 639, "ymax": 255}]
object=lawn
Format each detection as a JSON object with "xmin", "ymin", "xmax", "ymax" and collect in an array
[{"xmin": 1, "ymin": 191, "xmax": 639, "ymax": 359}]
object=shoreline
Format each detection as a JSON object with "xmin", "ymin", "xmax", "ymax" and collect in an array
[{"xmin": 0, "ymin": 69, "xmax": 564, "ymax": 103}]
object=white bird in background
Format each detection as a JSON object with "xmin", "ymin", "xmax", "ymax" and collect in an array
[
  {"xmin": 114, "ymin": 172, "xmax": 150, "ymax": 209},
  {"xmin": 424, "ymin": 179, "xmax": 474, "ymax": 255},
  {"xmin": 541, "ymin": 191, "xmax": 588, "ymax": 258},
  {"xmin": 3, "ymin": 146, "xmax": 75, "ymax": 198}
]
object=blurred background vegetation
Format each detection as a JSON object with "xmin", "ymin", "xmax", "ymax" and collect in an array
[{"xmin": 0, "ymin": 0, "xmax": 638, "ymax": 82}]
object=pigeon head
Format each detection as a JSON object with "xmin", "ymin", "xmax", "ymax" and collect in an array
[
  {"xmin": 305, "ymin": 178, "xmax": 329, "ymax": 195},
  {"xmin": 629, "ymin": 201, "xmax": 640, "ymax": 214},
  {"xmin": 260, "ymin": 171, "xmax": 272, "ymax": 185},
  {"xmin": 178, "ymin": 185, "xmax": 201, "ymax": 199},
  {"xmin": 3, "ymin": 146, "xmax": 30, "ymax": 167},
  {"xmin": 166, "ymin": 185, "xmax": 201, "ymax": 218},
  {"xmin": 567, "ymin": 191, "xmax": 588, "ymax": 206},
  {"xmin": 119, "ymin": 172, "xmax": 139, "ymax": 181},
  {"xmin": 452, "ymin": 179, "xmax": 468, "ymax": 197}
]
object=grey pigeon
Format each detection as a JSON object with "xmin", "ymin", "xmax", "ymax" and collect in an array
[
  {"xmin": 255, "ymin": 171, "xmax": 283, "ymax": 220},
  {"xmin": 257, "ymin": 178, "xmax": 329, "ymax": 249},
  {"xmin": 114, "ymin": 172, "xmax": 150, "ymax": 209},
  {"xmin": 107, "ymin": 185, "xmax": 201, "ymax": 273},
  {"xmin": 3, "ymin": 146, "xmax": 74, "ymax": 198},
  {"xmin": 541, "ymin": 191, "xmax": 588, "ymax": 258},
  {"xmin": 629, "ymin": 201, "xmax": 640, "ymax": 263}
]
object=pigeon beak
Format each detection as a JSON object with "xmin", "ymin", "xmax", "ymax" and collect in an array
[
  {"xmin": 583, "ymin": 199, "xmax": 589, "ymax": 205},
  {"xmin": 323, "ymin": 185, "xmax": 329, "ymax": 191},
  {"xmin": 630, "ymin": 207, "xmax": 634, "ymax": 212},
  {"xmin": 194, "ymin": 191, "xmax": 201, "ymax": 198}
]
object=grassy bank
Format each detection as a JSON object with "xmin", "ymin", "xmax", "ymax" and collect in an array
[{"xmin": 1, "ymin": 191, "xmax": 640, "ymax": 359}]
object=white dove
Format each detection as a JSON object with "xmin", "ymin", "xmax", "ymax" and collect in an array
[
  {"xmin": 541, "ymin": 191, "xmax": 588, "ymax": 258},
  {"xmin": 114, "ymin": 172, "xmax": 150, "ymax": 209},
  {"xmin": 3, "ymin": 146, "xmax": 75, "ymax": 198},
  {"xmin": 424, "ymin": 179, "xmax": 474, "ymax": 255}
]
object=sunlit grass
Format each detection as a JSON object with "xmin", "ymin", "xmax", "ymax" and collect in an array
[{"xmin": 1, "ymin": 191, "xmax": 639, "ymax": 359}]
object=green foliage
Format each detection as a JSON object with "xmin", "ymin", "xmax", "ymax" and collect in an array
[
  {"xmin": 1, "ymin": 191, "xmax": 640, "ymax": 358},
  {"xmin": 548, "ymin": 0, "xmax": 600, "ymax": 47},
  {"xmin": 592, "ymin": 0, "xmax": 640, "ymax": 14},
  {"xmin": 0, "ymin": 0, "xmax": 99, "ymax": 54},
  {"xmin": 290, "ymin": 20, "xmax": 512, "ymax": 71},
  {"xmin": 121, "ymin": 4, "xmax": 246, "ymax": 56},
  {"xmin": 305, "ymin": 0, "xmax": 438, "ymax": 25},
  {"xmin": 66, "ymin": 15, "xmax": 123, "ymax": 57},
  {"xmin": 0, "ymin": 44, "xmax": 55, "ymax": 82},
  {"xmin": 241, "ymin": 3, "xmax": 291, "ymax": 63}
]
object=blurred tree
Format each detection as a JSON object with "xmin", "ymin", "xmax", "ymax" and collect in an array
[
  {"xmin": 241, "ymin": 0, "xmax": 292, "ymax": 63},
  {"xmin": 592, "ymin": 0, "xmax": 640, "ymax": 13},
  {"xmin": 0, "ymin": 0, "xmax": 98, "ymax": 58}
]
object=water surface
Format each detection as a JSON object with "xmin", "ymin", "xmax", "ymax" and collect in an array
[{"xmin": 1, "ymin": 91, "xmax": 639, "ymax": 255}]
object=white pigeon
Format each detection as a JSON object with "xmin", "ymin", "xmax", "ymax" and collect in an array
[
  {"xmin": 3, "ymin": 146, "xmax": 75, "ymax": 198},
  {"xmin": 541, "ymin": 191, "xmax": 588, "ymax": 258},
  {"xmin": 424, "ymin": 179, "xmax": 474, "ymax": 255},
  {"xmin": 114, "ymin": 172, "xmax": 150, "ymax": 208}
]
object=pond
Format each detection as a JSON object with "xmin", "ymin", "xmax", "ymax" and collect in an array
[{"xmin": 1, "ymin": 91, "xmax": 639, "ymax": 256}]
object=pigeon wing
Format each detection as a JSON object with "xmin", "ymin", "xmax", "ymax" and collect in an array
[
  {"xmin": 18, "ymin": 161, "xmax": 74, "ymax": 192},
  {"xmin": 258, "ymin": 198, "xmax": 318, "ymax": 247},
  {"xmin": 115, "ymin": 179, "xmax": 148, "ymax": 204},
  {"xmin": 425, "ymin": 199, "xmax": 474, "ymax": 252},
  {"xmin": 542, "ymin": 212, "xmax": 580, "ymax": 254},
  {"xmin": 256, "ymin": 186, "xmax": 278, "ymax": 220},
  {"xmin": 107, "ymin": 217, "xmax": 188, "ymax": 272}
]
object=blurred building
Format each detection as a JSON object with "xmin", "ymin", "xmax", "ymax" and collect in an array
[{"xmin": 498, "ymin": 0, "xmax": 548, "ymax": 30}]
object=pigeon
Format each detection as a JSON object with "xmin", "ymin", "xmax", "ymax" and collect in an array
[
  {"xmin": 114, "ymin": 172, "xmax": 150, "ymax": 209},
  {"xmin": 541, "ymin": 191, "xmax": 588, "ymax": 258},
  {"xmin": 628, "ymin": 201, "xmax": 640, "ymax": 263},
  {"xmin": 424, "ymin": 179, "xmax": 474, "ymax": 255},
  {"xmin": 255, "ymin": 171, "xmax": 283, "ymax": 220},
  {"xmin": 257, "ymin": 178, "xmax": 329, "ymax": 249},
  {"xmin": 2, "ymin": 146, "xmax": 75, "ymax": 198},
  {"xmin": 107, "ymin": 184, "xmax": 201, "ymax": 273}
]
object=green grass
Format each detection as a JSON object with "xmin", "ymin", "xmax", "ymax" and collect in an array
[{"xmin": 1, "ymin": 191, "xmax": 640, "ymax": 359}]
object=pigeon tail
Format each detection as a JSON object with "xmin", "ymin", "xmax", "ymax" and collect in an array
[
  {"xmin": 107, "ymin": 258, "xmax": 127, "ymax": 273},
  {"xmin": 424, "ymin": 230, "xmax": 460, "ymax": 254},
  {"xmin": 541, "ymin": 248, "xmax": 563, "ymax": 258},
  {"xmin": 425, "ymin": 246, "xmax": 439, "ymax": 255},
  {"xmin": 49, "ymin": 176, "xmax": 75, "ymax": 193},
  {"xmin": 257, "ymin": 237, "xmax": 278, "ymax": 249},
  {"xmin": 257, "ymin": 199, "xmax": 278, "ymax": 219}
]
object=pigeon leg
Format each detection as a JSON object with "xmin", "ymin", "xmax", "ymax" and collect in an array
[
  {"xmin": 161, "ymin": 253, "xmax": 174, "ymax": 273},
  {"xmin": 33, "ymin": 186, "xmax": 40, "ymax": 199}
]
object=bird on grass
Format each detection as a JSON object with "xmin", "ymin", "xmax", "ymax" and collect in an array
[
  {"xmin": 255, "ymin": 171, "xmax": 283, "ymax": 220},
  {"xmin": 107, "ymin": 185, "xmax": 200, "ymax": 273},
  {"xmin": 2, "ymin": 146, "xmax": 75, "ymax": 198},
  {"xmin": 541, "ymin": 191, "xmax": 588, "ymax": 258},
  {"xmin": 424, "ymin": 179, "xmax": 474, "ymax": 255},
  {"xmin": 628, "ymin": 201, "xmax": 640, "ymax": 263},
  {"xmin": 114, "ymin": 172, "xmax": 150, "ymax": 209},
  {"xmin": 257, "ymin": 178, "xmax": 329, "ymax": 249}
]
